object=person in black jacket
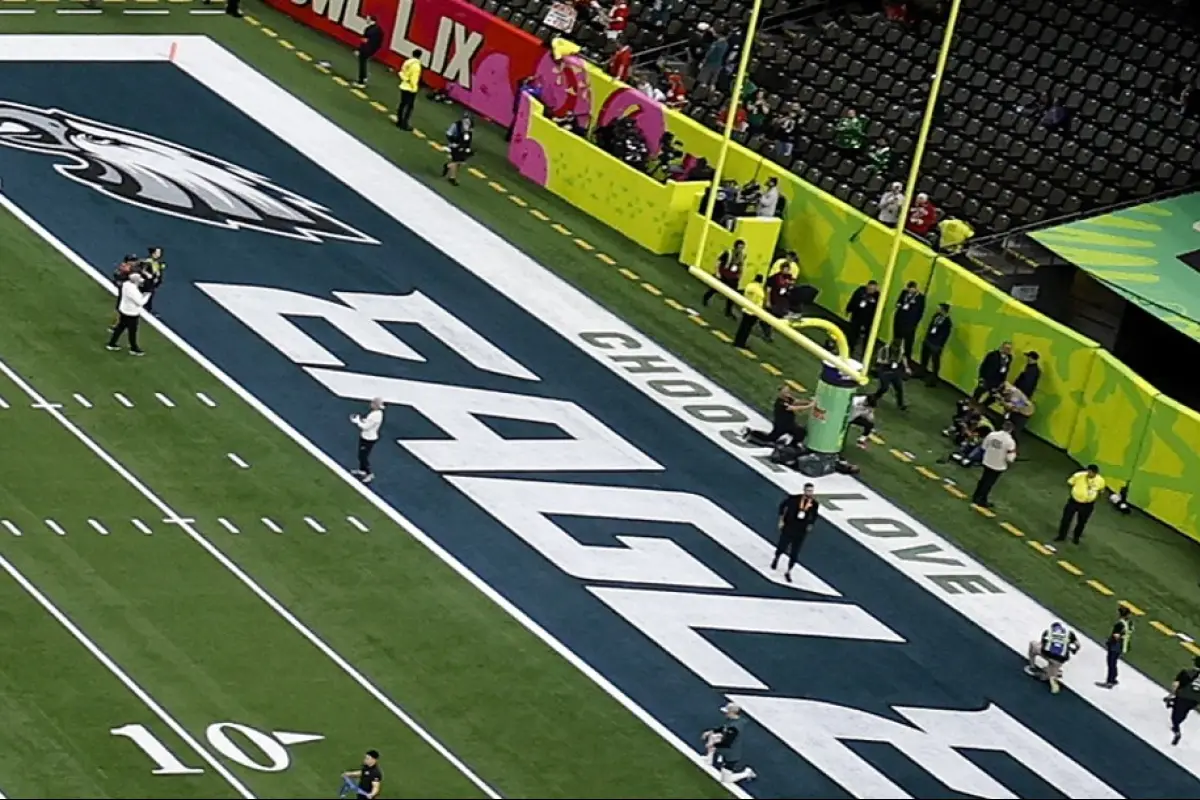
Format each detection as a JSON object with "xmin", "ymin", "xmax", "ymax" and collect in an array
[
  {"xmin": 891, "ymin": 281, "xmax": 926, "ymax": 364},
  {"xmin": 871, "ymin": 342, "xmax": 909, "ymax": 410},
  {"xmin": 844, "ymin": 280, "xmax": 880, "ymax": 354},
  {"xmin": 354, "ymin": 16, "xmax": 384, "ymax": 87},
  {"xmin": 972, "ymin": 341, "xmax": 1013, "ymax": 404},
  {"xmin": 772, "ymin": 483, "xmax": 819, "ymax": 583},
  {"xmin": 1013, "ymin": 351, "xmax": 1041, "ymax": 399},
  {"xmin": 919, "ymin": 303, "xmax": 952, "ymax": 386}
]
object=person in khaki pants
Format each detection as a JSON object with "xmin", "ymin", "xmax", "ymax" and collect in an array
[{"xmin": 1025, "ymin": 622, "xmax": 1080, "ymax": 694}]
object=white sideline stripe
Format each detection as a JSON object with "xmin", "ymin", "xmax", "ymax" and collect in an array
[
  {"xmin": 1, "ymin": 520, "xmax": 20, "ymax": 537},
  {"xmin": 88, "ymin": 518, "xmax": 109, "ymax": 536},
  {"xmin": 347, "ymin": 515, "xmax": 369, "ymax": 533},
  {"xmin": 113, "ymin": 392, "xmax": 134, "ymax": 408},
  {"xmin": 73, "ymin": 393, "xmax": 93, "ymax": 409},
  {"xmin": 0, "ymin": 40, "xmax": 749, "ymax": 796},
  {"xmin": 155, "ymin": 392, "xmax": 175, "ymax": 408},
  {"xmin": 44, "ymin": 519, "xmax": 65, "ymax": 537},
  {"xmin": 303, "ymin": 516, "xmax": 325, "ymax": 533},
  {"xmin": 218, "ymin": 517, "xmax": 240, "ymax": 534},
  {"xmin": 131, "ymin": 518, "xmax": 153, "ymax": 535},
  {"xmin": 0, "ymin": 551, "xmax": 255, "ymax": 798},
  {"xmin": 0, "ymin": 356, "xmax": 501, "ymax": 800},
  {"xmin": 227, "ymin": 452, "xmax": 250, "ymax": 469},
  {"xmin": 196, "ymin": 392, "xmax": 217, "ymax": 407}
]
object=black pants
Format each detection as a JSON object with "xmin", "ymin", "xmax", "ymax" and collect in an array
[
  {"xmin": 108, "ymin": 314, "xmax": 141, "ymax": 351},
  {"xmin": 847, "ymin": 320, "xmax": 869, "ymax": 354},
  {"xmin": 872, "ymin": 374, "xmax": 906, "ymax": 408},
  {"xmin": 1172, "ymin": 699, "xmax": 1197, "ymax": 733},
  {"xmin": 972, "ymin": 381, "xmax": 1000, "ymax": 404},
  {"xmin": 893, "ymin": 325, "xmax": 917, "ymax": 362},
  {"xmin": 850, "ymin": 416, "xmax": 874, "ymax": 439},
  {"xmin": 357, "ymin": 49, "xmax": 377, "ymax": 84},
  {"xmin": 1105, "ymin": 645, "xmax": 1121, "ymax": 684},
  {"xmin": 733, "ymin": 311, "xmax": 757, "ymax": 348},
  {"xmin": 357, "ymin": 438, "xmax": 377, "ymax": 473},
  {"xmin": 1057, "ymin": 499, "xmax": 1095, "ymax": 542},
  {"xmin": 703, "ymin": 277, "xmax": 740, "ymax": 317},
  {"xmin": 920, "ymin": 343, "xmax": 943, "ymax": 383},
  {"xmin": 972, "ymin": 466, "xmax": 1003, "ymax": 505},
  {"xmin": 773, "ymin": 526, "xmax": 809, "ymax": 570},
  {"xmin": 225, "ymin": 0, "xmax": 240, "ymax": 16},
  {"xmin": 397, "ymin": 90, "xmax": 417, "ymax": 129}
]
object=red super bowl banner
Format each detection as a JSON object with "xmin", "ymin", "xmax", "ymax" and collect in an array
[{"xmin": 262, "ymin": 0, "xmax": 550, "ymax": 126}]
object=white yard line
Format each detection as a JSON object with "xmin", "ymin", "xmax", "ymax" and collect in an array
[
  {"xmin": 0, "ymin": 355, "xmax": 502, "ymax": 800},
  {"xmin": 0, "ymin": 551, "xmax": 255, "ymax": 798}
]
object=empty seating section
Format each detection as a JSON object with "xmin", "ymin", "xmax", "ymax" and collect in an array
[{"xmin": 685, "ymin": 0, "xmax": 1199, "ymax": 234}]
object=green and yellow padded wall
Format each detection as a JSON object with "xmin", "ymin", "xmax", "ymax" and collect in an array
[
  {"xmin": 679, "ymin": 213, "xmax": 782, "ymax": 284},
  {"xmin": 528, "ymin": 60, "xmax": 1199, "ymax": 544}
]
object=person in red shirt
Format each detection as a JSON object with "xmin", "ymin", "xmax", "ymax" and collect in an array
[
  {"xmin": 763, "ymin": 262, "xmax": 795, "ymax": 340},
  {"xmin": 608, "ymin": 43, "xmax": 633, "ymax": 82},
  {"xmin": 906, "ymin": 193, "xmax": 938, "ymax": 237},
  {"xmin": 703, "ymin": 239, "xmax": 747, "ymax": 317},
  {"xmin": 665, "ymin": 71, "xmax": 688, "ymax": 109},
  {"xmin": 606, "ymin": 1, "xmax": 629, "ymax": 40},
  {"xmin": 717, "ymin": 104, "xmax": 748, "ymax": 133}
]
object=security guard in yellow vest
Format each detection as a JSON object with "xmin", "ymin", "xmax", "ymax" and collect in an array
[
  {"xmin": 732, "ymin": 275, "xmax": 766, "ymax": 349},
  {"xmin": 142, "ymin": 246, "xmax": 166, "ymax": 313},
  {"xmin": 396, "ymin": 49, "xmax": 423, "ymax": 131}
]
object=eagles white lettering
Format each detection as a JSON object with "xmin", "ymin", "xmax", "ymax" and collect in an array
[
  {"xmin": 197, "ymin": 284, "xmax": 535, "ymax": 379},
  {"xmin": 592, "ymin": 588, "xmax": 904, "ymax": 690},
  {"xmin": 449, "ymin": 476, "xmax": 840, "ymax": 596},
  {"xmin": 306, "ymin": 369, "xmax": 660, "ymax": 473},
  {"xmin": 730, "ymin": 696, "xmax": 1122, "ymax": 799}
]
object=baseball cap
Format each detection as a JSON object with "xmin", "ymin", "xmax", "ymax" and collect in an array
[{"xmin": 1025, "ymin": 351, "xmax": 1040, "ymax": 360}]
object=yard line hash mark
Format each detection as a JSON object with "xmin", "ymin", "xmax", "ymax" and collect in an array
[
  {"xmin": 261, "ymin": 517, "xmax": 283, "ymax": 534},
  {"xmin": 131, "ymin": 518, "xmax": 153, "ymax": 535},
  {"xmin": 196, "ymin": 392, "xmax": 217, "ymax": 407},
  {"xmin": 303, "ymin": 516, "xmax": 326, "ymax": 533},
  {"xmin": 73, "ymin": 393, "xmax": 93, "ymax": 408},
  {"xmin": 0, "ymin": 395, "xmax": 8, "ymax": 409},
  {"xmin": 114, "ymin": 393, "xmax": 134, "ymax": 408},
  {"xmin": 44, "ymin": 519, "xmax": 66, "ymax": 536},
  {"xmin": 227, "ymin": 453, "xmax": 250, "ymax": 469},
  {"xmin": 346, "ymin": 516, "xmax": 369, "ymax": 533},
  {"xmin": 88, "ymin": 519, "xmax": 109, "ymax": 536},
  {"xmin": 0, "ymin": 551, "xmax": 256, "ymax": 797},
  {"xmin": 2, "ymin": 520, "xmax": 20, "ymax": 537},
  {"xmin": 154, "ymin": 392, "xmax": 175, "ymax": 408},
  {"xmin": 218, "ymin": 517, "xmax": 240, "ymax": 534}
]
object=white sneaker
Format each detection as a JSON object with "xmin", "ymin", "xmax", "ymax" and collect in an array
[
  {"xmin": 105, "ymin": 345, "xmax": 120, "ymax": 351},
  {"xmin": 350, "ymin": 469, "xmax": 364, "ymax": 477},
  {"xmin": 361, "ymin": 473, "xmax": 374, "ymax": 484}
]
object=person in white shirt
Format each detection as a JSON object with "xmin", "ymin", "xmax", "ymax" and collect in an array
[
  {"xmin": 848, "ymin": 394, "xmax": 879, "ymax": 449},
  {"xmin": 877, "ymin": 182, "xmax": 905, "ymax": 225},
  {"xmin": 350, "ymin": 397, "xmax": 385, "ymax": 484},
  {"xmin": 757, "ymin": 177, "xmax": 781, "ymax": 217},
  {"xmin": 971, "ymin": 420, "xmax": 1017, "ymax": 507},
  {"xmin": 106, "ymin": 272, "xmax": 152, "ymax": 356}
]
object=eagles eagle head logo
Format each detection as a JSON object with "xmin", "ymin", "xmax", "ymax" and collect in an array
[{"xmin": 0, "ymin": 101, "xmax": 379, "ymax": 245}]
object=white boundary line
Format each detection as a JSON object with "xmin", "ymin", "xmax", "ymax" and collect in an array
[
  {"xmin": 0, "ymin": 354, "xmax": 503, "ymax": 799},
  {"xmin": 0, "ymin": 550, "xmax": 255, "ymax": 798}
]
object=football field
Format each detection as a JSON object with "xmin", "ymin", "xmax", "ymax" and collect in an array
[{"xmin": 1, "ymin": 28, "xmax": 1200, "ymax": 800}]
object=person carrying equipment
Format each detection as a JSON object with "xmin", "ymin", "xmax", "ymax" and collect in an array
[
  {"xmin": 1166, "ymin": 657, "xmax": 1200, "ymax": 745},
  {"xmin": 1025, "ymin": 621, "xmax": 1080, "ymax": 694}
]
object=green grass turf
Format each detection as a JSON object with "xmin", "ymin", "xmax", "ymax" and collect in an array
[
  {"xmin": 3, "ymin": 0, "xmax": 1200, "ymax": 746},
  {"xmin": 0, "ymin": 218, "xmax": 728, "ymax": 794}
]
